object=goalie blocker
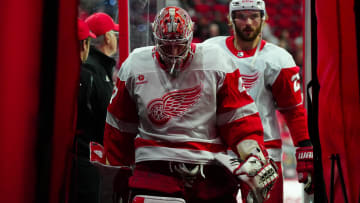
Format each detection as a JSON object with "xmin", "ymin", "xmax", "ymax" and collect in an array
[
  {"xmin": 89, "ymin": 142, "xmax": 133, "ymax": 203},
  {"xmin": 214, "ymin": 139, "xmax": 279, "ymax": 203}
]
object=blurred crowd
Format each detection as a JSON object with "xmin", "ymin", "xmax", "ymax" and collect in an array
[
  {"xmin": 126, "ymin": 0, "xmax": 304, "ymax": 78},
  {"xmin": 78, "ymin": 0, "xmax": 304, "ymax": 76}
]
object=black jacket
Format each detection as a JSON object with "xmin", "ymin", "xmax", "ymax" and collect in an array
[{"xmin": 76, "ymin": 46, "xmax": 115, "ymax": 158}]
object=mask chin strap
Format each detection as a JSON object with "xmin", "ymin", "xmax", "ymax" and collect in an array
[
  {"xmin": 167, "ymin": 47, "xmax": 193, "ymax": 78},
  {"xmin": 169, "ymin": 59, "xmax": 178, "ymax": 77}
]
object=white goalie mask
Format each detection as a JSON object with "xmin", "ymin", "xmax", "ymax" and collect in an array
[
  {"xmin": 152, "ymin": 6, "xmax": 194, "ymax": 77},
  {"xmin": 229, "ymin": 0, "xmax": 266, "ymax": 21}
]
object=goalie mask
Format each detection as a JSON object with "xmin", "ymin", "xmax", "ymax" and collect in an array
[{"xmin": 152, "ymin": 6, "xmax": 194, "ymax": 77}]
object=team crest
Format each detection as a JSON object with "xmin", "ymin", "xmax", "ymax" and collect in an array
[
  {"xmin": 240, "ymin": 72, "xmax": 260, "ymax": 90},
  {"xmin": 147, "ymin": 84, "xmax": 202, "ymax": 125}
]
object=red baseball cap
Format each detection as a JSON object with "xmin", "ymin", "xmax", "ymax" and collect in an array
[
  {"xmin": 78, "ymin": 19, "xmax": 96, "ymax": 40},
  {"xmin": 85, "ymin": 12, "xmax": 119, "ymax": 36}
]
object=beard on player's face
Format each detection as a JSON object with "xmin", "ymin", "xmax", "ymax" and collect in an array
[{"xmin": 235, "ymin": 24, "xmax": 262, "ymax": 42}]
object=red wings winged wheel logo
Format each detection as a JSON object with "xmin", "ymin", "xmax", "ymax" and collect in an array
[
  {"xmin": 240, "ymin": 72, "xmax": 260, "ymax": 90},
  {"xmin": 147, "ymin": 84, "xmax": 202, "ymax": 125}
]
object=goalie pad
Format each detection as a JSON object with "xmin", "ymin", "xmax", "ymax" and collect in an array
[
  {"xmin": 89, "ymin": 141, "xmax": 133, "ymax": 202},
  {"xmin": 132, "ymin": 195, "xmax": 185, "ymax": 203},
  {"xmin": 214, "ymin": 153, "xmax": 278, "ymax": 203}
]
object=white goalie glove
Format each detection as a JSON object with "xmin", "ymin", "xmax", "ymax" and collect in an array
[{"xmin": 214, "ymin": 140, "xmax": 279, "ymax": 203}]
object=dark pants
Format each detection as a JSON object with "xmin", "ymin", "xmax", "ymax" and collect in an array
[
  {"xmin": 128, "ymin": 161, "xmax": 238, "ymax": 203},
  {"xmin": 69, "ymin": 156, "xmax": 101, "ymax": 203}
]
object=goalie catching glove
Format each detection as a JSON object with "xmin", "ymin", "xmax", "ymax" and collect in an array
[{"xmin": 214, "ymin": 140, "xmax": 279, "ymax": 203}]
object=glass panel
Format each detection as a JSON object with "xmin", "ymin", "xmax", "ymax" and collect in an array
[
  {"xmin": 78, "ymin": 0, "xmax": 118, "ymax": 22},
  {"xmin": 129, "ymin": 0, "xmax": 158, "ymax": 50}
]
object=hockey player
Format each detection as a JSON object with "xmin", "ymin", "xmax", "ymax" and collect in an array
[
  {"xmin": 203, "ymin": 0, "xmax": 314, "ymax": 202},
  {"xmin": 103, "ymin": 6, "xmax": 278, "ymax": 203}
]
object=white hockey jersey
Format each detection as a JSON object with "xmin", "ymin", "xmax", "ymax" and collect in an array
[
  {"xmin": 103, "ymin": 43, "xmax": 264, "ymax": 166},
  {"xmin": 204, "ymin": 36, "xmax": 309, "ymax": 161}
]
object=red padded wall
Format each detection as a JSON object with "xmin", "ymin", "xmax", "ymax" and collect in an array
[
  {"xmin": 316, "ymin": 0, "xmax": 360, "ymax": 202},
  {"xmin": 118, "ymin": 0, "xmax": 129, "ymax": 67},
  {"xmin": 0, "ymin": 0, "xmax": 79, "ymax": 202},
  {"xmin": 0, "ymin": 1, "xmax": 43, "ymax": 203}
]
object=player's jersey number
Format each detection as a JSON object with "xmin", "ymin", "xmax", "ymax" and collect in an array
[
  {"xmin": 110, "ymin": 85, "xmax": 118, "ymax": 104},
  {"xmin": 291, "ymin": 73, "xmax": 301, "ymax": 92}
]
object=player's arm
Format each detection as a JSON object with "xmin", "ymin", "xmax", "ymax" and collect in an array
[
  {"xmin": 216, "ymin": 69, "xmax": 279, "ymax": 202},
  {"xmin": 271, "ymin": 66, "xmax": 314, "ymax": 193},
  {"xmin": 271, "ymin": 66, "xmax": 309, "ymax": 143},
  {"xmin": 104, "ymin": 69, "xmax": 138, "ymax": 166},
  {"xmin": 88, "ymin": 64, "xmax": 139, "ymax": 203}
]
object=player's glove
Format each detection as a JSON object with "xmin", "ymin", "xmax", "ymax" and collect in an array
[
  {"xmin": 214, "ymin": 153, "xmax": 279, "ymax": 203},
  {"xmin": 89, "ymin": 142, "xmax": 133, "ymax": 203},
  {"xmin": 295, "ymin": 146, "xmax": 314, "ymax": 194}
]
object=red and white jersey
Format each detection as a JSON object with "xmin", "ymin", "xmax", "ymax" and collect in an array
[
  {"xmin": 104, "ymin": 43, "xmax": 264, "ymax": 166},
  {"xmin": 204, "ymin": 36, "xmax": 309, "ymax": 161}
]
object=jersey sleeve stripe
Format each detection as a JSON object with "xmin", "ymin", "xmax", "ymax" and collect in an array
[
  {"xmin": 216, "ymin": 102, "xmax": 259, "ymax": 126},
  {"xmin": 264, "ymin": 139, "xmax": 282, "ymax": 148},
  {"xmin": 218, "ymin": 113, "xmax": 264, "ymax": 149},
  {"xmin": 103, "ymin": 123, "xmax": 135, "ymax": 166},
  {"xmin": 106, "ymin": 111, "xmax": 138, "ymax": 134}
]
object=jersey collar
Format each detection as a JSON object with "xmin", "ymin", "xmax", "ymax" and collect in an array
[{"xmin": 225, "ymin": 36, "xmax": 266, "ymax": 58}]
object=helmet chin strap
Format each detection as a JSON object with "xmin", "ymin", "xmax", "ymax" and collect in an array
[
  {"xmin": 249, "ymin": 20, "xmax": 265, "ymax": 70},
  {"xmin": 250, "ymin": 35, "xmax": 262, "ymax": 68}
]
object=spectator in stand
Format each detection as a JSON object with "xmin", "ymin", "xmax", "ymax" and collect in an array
[
  {"xmin": 209, "ymin": 23, "xmax": 220, "ymax": 37},
  {"xmin": 78, "ymin": 19, "xmax": 95, "ymax": 63},
  {"xmin": 83, "ymin": 12, "xmax": 118, "ymax": 146},
  {"xmin": 70, "ymin": 18, "xmax": 98, "ymax": 203},
  {"xmin": 213, "ymin": 10, "xmax": 230, "ymax": 36},
  {"xmin": 278, "ymin": 29, "xmax": 294, "ymax": 54},
  {"xmin": 193, "ymin": 13, "xmax": 210, "ymax": 42},
  {"xmin": 262, "ymin": 23, "xmax": 279, "ymax": 45},
  {"xmin": 203, "ymin": 0, "xmax": 314, "ymax": 202}
]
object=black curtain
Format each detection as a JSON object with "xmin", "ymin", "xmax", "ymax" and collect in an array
[
  {"xmin": 307, "ymin": 0, "xmax": 328, "ymax": 202},
  {"xmin": 355, "ymin": 0, "xmax": 360, "ymax": 98},
  {"xmin": 36, "ymin": 0, "xmax": 59, "ymax": 202}
]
